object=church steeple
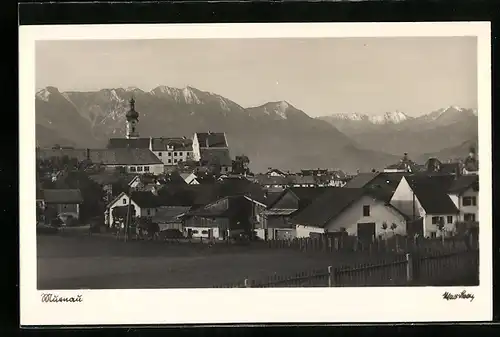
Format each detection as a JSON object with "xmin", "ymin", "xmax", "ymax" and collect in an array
[{"xmin": 125, "ymin": 96, "xmax": 140, "ymax": 139}]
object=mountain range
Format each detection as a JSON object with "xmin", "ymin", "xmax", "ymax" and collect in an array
[
  {"xmin": 35, "ymin": 86, "xmax": 477, "ymax": 173},
  {"xmin": 317, "ymin": 106, "xmax": 478, "ymax": 157}
]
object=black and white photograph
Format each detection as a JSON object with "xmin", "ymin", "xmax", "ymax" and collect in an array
[{"xmin": 20, "ymin": 22, "xmax": 492, "ymax": 325}]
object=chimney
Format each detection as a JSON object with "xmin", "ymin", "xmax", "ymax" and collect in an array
[
  {"xmin": 205, "ymin": 137, "xmax": 209, "ymax": 148},
  {"xmin": 86, "ymin": 148, "xmax": 90, "ymax": 161}
]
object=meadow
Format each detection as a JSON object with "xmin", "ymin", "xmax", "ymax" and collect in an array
[{"xmin": 37, "ymin": 234, "xmax": 403, "ymax": 289}]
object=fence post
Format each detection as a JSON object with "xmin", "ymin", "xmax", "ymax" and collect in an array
[
  {"xmin": 406, "ymin": 253, "xmax": 413, "ymax": 282},
  {"xmin": 328, "ymin": 265, "xmax": 333, "ymax": 287},
  {"xmin": 244, "ymin": 278, "xmax": 250, "ymax": 288}
]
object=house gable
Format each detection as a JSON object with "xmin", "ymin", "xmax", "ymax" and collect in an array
[
  {"xmin": 390, "ymin": 176, "xmax": 424, "ymax": 218},
  {"xmin": 324, "ymin": 195, "xmax": 407, "ymax": 236},
  {"xmin": 267, "ymin": 190, "xmax": 300, "ymax": 210}
]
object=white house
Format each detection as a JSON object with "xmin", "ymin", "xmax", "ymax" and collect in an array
[
  {"xmin": 192, "ymin": 131, "xmax": 229, "ymax": 161},
  {"xmin": 390, "ymin": 175, "xmax": 460, "ymax": 237},
  {"xmin": 266, "ymin": 168, "xmax": 287, "ymax": 177},
  {"xmin": 105, "ymin": 191, "xmax": 159, "ymax": 228},
  {"xmin": 447, "ymin": 175, "xmax": 479, "ymax": 223},
  {"xmin": 150, "ymin": 137, "xmax": 194, "ymax": 166},
  {"xmin": 292, "ymin": 188, "xmax": 408, "ymax": 241}
]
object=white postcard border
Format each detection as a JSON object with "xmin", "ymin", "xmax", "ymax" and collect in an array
[{"xmin": 19, "ymin": 22, "xmax": 492, "ymax": 325}]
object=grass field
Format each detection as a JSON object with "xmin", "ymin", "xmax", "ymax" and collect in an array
[{"xmin": 37, "ymin": 234, "xmax": 403, "ymax": 290}]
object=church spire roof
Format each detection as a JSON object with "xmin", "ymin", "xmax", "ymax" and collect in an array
[{"xmin": 126, "ymin": 96, "xmax": 139, "ymax": 121}]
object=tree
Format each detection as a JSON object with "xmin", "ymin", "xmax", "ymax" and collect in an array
[
  {"xmin": 390, "ymin": 223, "xmax": 399, "ymax": 250},
  {"xmin": 436, "ymin": 217, "xmax": 446, "ymax": 244},
  {"xmin": 232, "ymin": 155, "xmax": 251, "ymax": 175},
  {"xmin": 381, "ymin": 221, "xmax": 388, "ymax": 237}
]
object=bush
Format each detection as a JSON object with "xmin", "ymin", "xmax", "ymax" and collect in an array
[{"xmin": 160, "ymin": 229, "xmax": 184, "ymax": 239}]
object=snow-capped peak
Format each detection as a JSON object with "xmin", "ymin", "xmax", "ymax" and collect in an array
[
  {"xmin": 325, "ymin": 111, "xmax": 409, "ymax": 124},
  {"xmin": 369, "ymin": 111, "xmax": 409, "ymax": 124},
  {"xmin": 427, "ymin": 105, "xmax": 468, "ymax": 120},
  {"xmin": 182, "ymin": 86, "xmax": 201, "ymax": 104},
  {"xmin": 36, "ymin": 88, "xmax": 51, "ymax": 102},
  {"xmin": 151, "ymin": 85, "xmax": 176, "ymax": 95},
  {"xmin": 272, "ymin": 101, "xmax": 289, "ymax": 119},
  {"xmin": 328, "ymin": 112, "xmax": 367, "ymax": 121},
  {"xmin": 125, "ymin": 86, "xmax": 139, "ymax": 92},
  {"xmin": 110, "ymin": 89, "xmax": 124, "ymax": 103}
]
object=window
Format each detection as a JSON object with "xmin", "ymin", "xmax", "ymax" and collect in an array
[
  {"xmin": 464, "ymin": 213, "xmax": 476, "ymax": 222},
  {"xmin": 158, "ymin": 152, "xmax": 162, "ymax": 157},
  {"xmin": 362, "ymin": 205, "xmax": 370, "ymax": 217},
  {"xmin": 147, "ymin": 209, "xmax": 151, "ymax": 216},
  {"xmin": 431, "ymin": 216, "xmax": 441, "ymax": 225},
  {"xmin": 168, "ymin": 152, "xmax": 172, "ymax": 156},
  {"xmin": 144, "ymin": 166, "xmax": 150, "ymax": 172},
  {"xmin": 174, "ymin": 152, "xmax": 177, "ymax": 156},
  {"xmin": 462, "ymin": 196, "xmax": 477, "ymax": 206},
  {"xmin": 137, "ymin": 166, "xmax": 143, "ymax": 172},
  {"xmin": 122, "ymin": 198, "xmax": 127, "ymax": 204},
  {"xmin": 168, "ymin": 159, "xmax": 171, "ymax": 164},
  {"xmin": 192, "ymin": 230, "xmax": 199, "ymax": 234},
  {"xmin": 130, "ymin": 166, "xmax": 136, "ymax": 172},
  {"xmin": 447, "ymin": 216, "xmax": 453, "ymax": 224},
  {"xmin": 179, "ymin": 151, "xmax": 183, "ymax": 156},
  {"xmin": 202, "ymin": 230, "xmax": 208, "ymax": 235},
  {"xmin": 174, "ymin": 159, "xmax": 177, "ymax": 163}
]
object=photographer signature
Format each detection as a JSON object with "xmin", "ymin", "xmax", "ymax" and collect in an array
[{"xmin": 442, "ymin": 290, "xmax": 474, "ymax": 302}]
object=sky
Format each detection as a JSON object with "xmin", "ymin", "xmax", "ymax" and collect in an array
[{"xmin": 36, "ymin": 37, "xmax": 477, "ymax": 117}]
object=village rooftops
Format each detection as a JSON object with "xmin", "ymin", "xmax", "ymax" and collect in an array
[
  {"xmin": 405, "ymin": 175, "xmax": 459, "ymax": 215},
  {"xmin": 448, "ymin": 175, "xmax": 479, "ymax": 194},
  {"xmin": 195, "ymin": 132, "xmax": 228, "ymax": 148},
  {"xmin": 185, "ymin": 195, "xmax": 257, "ymax": 218},
  {"xmin": 253, "ymin": 174, "xmax": 291, "ymax": 186},
  {"xmin": 88, "ymin": 172, "xmax": 137, "ymax": 186},
  {"xmin": 152, "ymin": 206, "xmax": 191, "ymax": 224},
  {"xmin": 91, "ymin": 148, "xmax": 163, "ymax": 166},
  {"xmin": 37, "ymin": 148, "xmax": 163, "ymax": 166},
  {"xmin": 291, "ymin": 175, "xmax": 317, "ymax": 185},
  {"xmin": 151, "ymin": 137, "xmax": 193, "ymax": 152},
  {"xmin": 41, "ymin": 189, "xmax": 84, "ymax": 204},
  {"xmin": 343, "ymin": 172, "xmax": 380, "ymax": 188},
  {"xmin": 265, "ymin": 187, "xmax": 335, "ymax": 212}
]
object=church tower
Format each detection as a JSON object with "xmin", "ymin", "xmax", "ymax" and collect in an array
[{"xmin": 125, "ymin": 97, "xmax": 140, "ymax": 139}]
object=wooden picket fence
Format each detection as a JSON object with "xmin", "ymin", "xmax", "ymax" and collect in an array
[
  {"xmin": 255, "ymin": 234, "xmax": 477, "ymax": 255},
  {"xmin": 213, "ymin": 248, "xmax": 479, "ymax": 288}
]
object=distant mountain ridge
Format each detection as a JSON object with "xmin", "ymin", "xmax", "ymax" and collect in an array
[
  {"xmin": 319, "ymin": 106, "xmax": 477, "ymax": 126},
  {"xmin": 35, "ymin": 85, "xmax": 475, "ymax": 172},
  {"xmin": 317, "ymin": 105, "xmax": 478, "ymax": 156}
]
